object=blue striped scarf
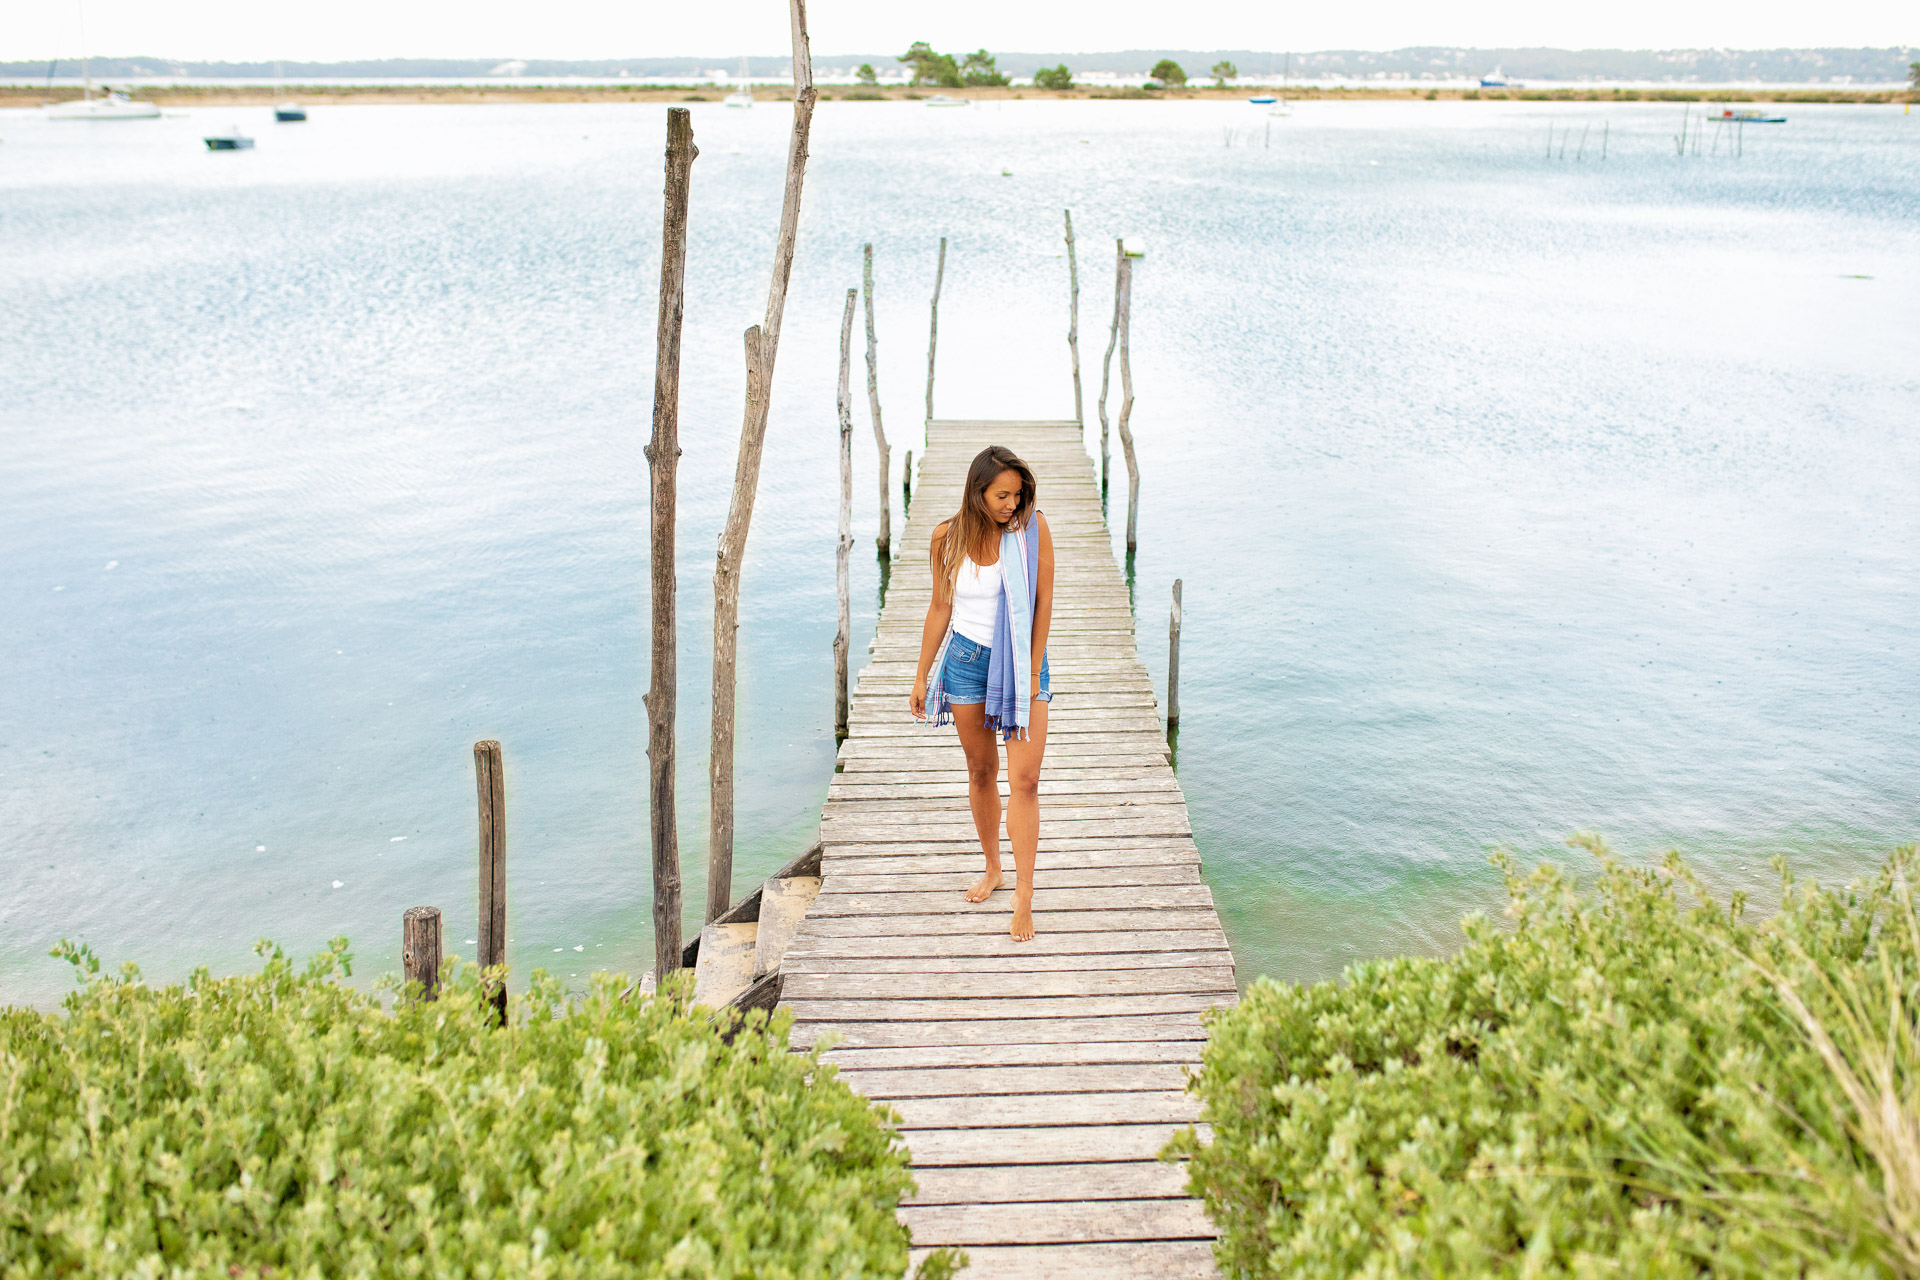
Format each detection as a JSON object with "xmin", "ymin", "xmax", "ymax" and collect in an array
[{"xmin": 924, "ymin": 513, "xmax": 1042, "ymax": 742}]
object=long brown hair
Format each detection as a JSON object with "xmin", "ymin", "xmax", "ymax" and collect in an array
[{"xmin": 937, "ymin": 446, "xmax": 1038, "ymax": 598}]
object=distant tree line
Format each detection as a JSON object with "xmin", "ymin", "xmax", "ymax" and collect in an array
[{"xmin": 898, "ymin": 42, "xmax": 1009, "ymax": 87}]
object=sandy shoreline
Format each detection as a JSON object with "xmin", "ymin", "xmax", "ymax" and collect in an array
[{"xmin": 4, "ymin": 83, "xmax": 1912, "ymax": 109}]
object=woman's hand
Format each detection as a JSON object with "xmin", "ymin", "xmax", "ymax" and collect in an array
[{"xmin": 909, "ymin": 679, "xmax": 927, "ymax": 720}]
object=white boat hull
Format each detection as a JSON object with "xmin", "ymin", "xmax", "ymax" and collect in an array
[{"xmin": 47, "ymin": 96, "xmax": 161, "ymax": 120}]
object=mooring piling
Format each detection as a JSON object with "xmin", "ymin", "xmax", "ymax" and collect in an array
[
  {"xmin": 902, "ymin": 448, "xmax": 913, "ymax": 510},
  {"xmin": 862, "ymin": 243, "xmax": 890, "ymax": 556},
  {"xmin": 402, "ymin": 905, "xmax": 443, "ymax": 1000},
  {"xmin": 1116, "ymin": 250, "xmax": 1140, "ymax": 552},
  {"xmin": 647, "ymin": 107, "xmax": 695, "ymax": 979},
  {"xmin": 474, "ymin": 738, "xmax": 507, "ymax": 1021},
  {"xmin": 708, "ymin": 0, "xmax": 817, "ymax": 923},
  {"xmin": 925, "ymin": 236, "xmax": 946, "ymax": 423},
  {"xmin": 1098, "ymin": 238, "xmax": 1121, "ymax": 493},
  {"xmin": 835, "ymin": 287, "xmax": 856, "ymax": 737},
  {"xmin": 1064, "ymin": 209, "xmax": 1083, "ymax": 430},
  {"xmin": 1168, "ymin": 578, "xmax": 1183, "ymax": 732}
]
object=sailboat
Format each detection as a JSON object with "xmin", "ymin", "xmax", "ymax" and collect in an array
[
  {"xmin": 44, "ymin": 0, "xmax": 160, "ymax": 119},
  {"xmin": 273, "ymin": 62, "xmax": 306, "ymax": 122},
  {"xmin": 724, "ymin": 56, "xmax": 754, "ymax": 108}
]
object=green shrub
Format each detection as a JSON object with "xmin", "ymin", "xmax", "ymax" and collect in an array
[
  {"xmin": 1179, "ymin": 839, "xmax": 1920, "ymax": 1277},
  {"xmin": 0, "ymin": 940, "xmax": 922, "ymax": 1278},
  {"xmin": 1033, "ymin": 64, "xmax": 1074, "ymax": 92}
]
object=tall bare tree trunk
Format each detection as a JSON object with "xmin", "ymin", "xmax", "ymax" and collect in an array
[
  {"xmin": 1065, "ymin": 210, "xmax": 1082, "ymax": 430},
  {"xmin": 835, "ymin": 288, "xmax": 855, "ymax": 736},
  {"xmin": 646, "ymin": 108, "xmax": 696, "ymax": 980},
  {"xmin": 708, "ymin": 0, "xmax": 817, "ymax": 923},
  {"xmin": 925, "ymin": 236, "xmax": 946, "ymax": 424},
  {"xmin": 863, "ymin": 244, "xmax": 890, "ymax": 556},
  {"xmin": 1097, "ymin": 238, "xmax": 1122, "ymax": 493},
  {"xmin": 1116, "ymin": 253, "xmax": 1139, "ymax": 552}
]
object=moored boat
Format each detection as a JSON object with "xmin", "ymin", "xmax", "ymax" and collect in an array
[
  {"xmin": 1716, "ymin": 107, "xmax": 1786, "ymax": 123},
  {"xmin": 204, "ymin": 129, "xmax": 254, "ymax": 150},
  {"xmin": 46, "ymin": 86, "xmax": 159, "ymax": 120}
]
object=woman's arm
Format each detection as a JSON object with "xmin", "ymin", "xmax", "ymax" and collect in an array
[
  {"xmin": 909, "ymin": 523, "xmax": 955, "ymax": 720},
  {"xmin": 1030, "ymin": 512, "xmax": 1054, "ymax": 698}
]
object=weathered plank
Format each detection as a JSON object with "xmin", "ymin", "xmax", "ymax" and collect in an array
[
  {"xmin": 901, "ymin": 1124, "xmax": 1210, "ymax": 1166},
  {"xmin": 820, "ymin": 1040, "xmax": 1211, "ymax": 1070},
  {"xmin": 907, "ymin": 1241, "xmax": 1218, "ymax": 1279},
  {"xmin": 788, "ymin": 1012, "xmax": 1210, "ymax": 1051},
  {"xmin": 839, "ymin": 1062, "xmax": 1192, "ymax": 1097},
  {"xmin": 903, "ymin": 1160, "xmax": 1193, "ymax": 1204}
]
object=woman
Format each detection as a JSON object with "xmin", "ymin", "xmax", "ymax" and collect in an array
[{"xmin": 908, "ymin": 446, "xmax": 1055, "ymax": 942}]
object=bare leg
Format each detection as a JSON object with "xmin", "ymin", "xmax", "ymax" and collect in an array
[
  {"xmin": 1003, "ymin": 698, "xmax": 1049, "ymax": 940},
  {"xmin": 951, "ymin": 703, "xmax": 1003, "ymax": 902}
]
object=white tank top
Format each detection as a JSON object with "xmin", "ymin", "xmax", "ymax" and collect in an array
[{"xmin": 950, "ymin": 553, "xmax": 1002, "ymax": 645}]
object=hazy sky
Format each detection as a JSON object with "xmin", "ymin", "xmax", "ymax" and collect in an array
[{"xmin": 8, "ymin": 0, "xmax": 1915, "ymax": 63}]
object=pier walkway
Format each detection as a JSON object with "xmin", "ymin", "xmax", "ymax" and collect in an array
[{"xmin": 780, "ymin": 421, "xmax": 1236, "ymax": 1279}]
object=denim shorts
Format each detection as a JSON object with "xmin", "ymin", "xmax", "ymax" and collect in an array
[{"xmin": 944, "ymin": 634, "xmax": 1051, "ymax": 705}]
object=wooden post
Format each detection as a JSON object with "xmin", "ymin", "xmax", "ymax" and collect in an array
[
  {"xmin": 647, "ymin": 107, "xmax": 696, "ymax": 981},
  {"xmin": 474, "ymin": 739, "xmax": 506, "ymax": 1022},
  {"xmin": 835, "ymin": 287, "xmax": 856, "ymax": 736},
  {"xmin": 1116, "ymin": 253, "xmax": 1140, "ymax": 552},
  {"xmin": 863, "ymin": 244, "xmax": 891, "ymax": 556},
  {"xmin": 903, "ymin": 448, "xmax": 913, "ymax": 510},
  {"xmin": 925, "ymin": 236, "xmax": 946, "ymax": 423},
  {"xmin": 1097, "ymin": 238, "xmax": 1121, "ymax": 492},
  {"xmin": 1602, "ymin": 119, "xmax": 1609, "ymax": 160},
  {"xmin": 1064, "ymin": 210, "xmax": 1082, "ymax": 430},
  {"xmin": 709, "ymin": 0, "xmax": 816, "ymax": 923},
  {"xmin": 1167, "ymin": 579, "xmax": 1182, "ymax": 730},
  {"xmin": 402, "ymin": 905, "xmax": 442, "ymax": 1000}
]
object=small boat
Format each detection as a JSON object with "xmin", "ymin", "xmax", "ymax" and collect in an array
[
  {"xmin": 724, "ymin": 55, "xmax": 753, "ymax": 107},
  {"xmin": 1479, "ymin": 67, "xmax": 1522, "ymax": 88},
  {"xmin": 46, "ymin": 86, "xmax": 160, "ymax": 120},
  {"xmin": 1716, "ymin": 108, "xmax": 1786, "ymax": 123},
  {"xmin": 204, "ymin": 128, "xmax": 254, "ymax": 150},
  {"xmin": 272, "ymin": 62, "xmax": 305, "ymax": 120},
  {"xmin": 924, "ymin": 94, "xmax": 970, "ymax": 107},
  {"xmin": 1248, "ymin": 95, "xmax": 1276, "ymax": 104}
]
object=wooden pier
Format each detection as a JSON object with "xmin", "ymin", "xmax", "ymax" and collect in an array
[{"xmin": 780, "ymin": 420, "xmax": 1236, "ymax": 1278}]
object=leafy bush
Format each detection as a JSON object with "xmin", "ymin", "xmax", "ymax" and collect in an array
[
  {"xmin": 0, "ymin": 940, "xmax": 921, "ymax": 1278},
  {"xmin": 1149, "ymin": 59, "xmax": 1187, "ymax": 88},
  {"xmin": 1034, "ymin": 64, "xmax": 1074, "ymax": 91},
  {"xmin": 1179, "ymin": 839, "xmax": 1920, "ymax": 1277}
]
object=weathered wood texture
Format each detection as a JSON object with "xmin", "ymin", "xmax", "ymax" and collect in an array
[
  {"xmin": 924, "ymin": 237, "xmax": 946, "ymax": 422},
  {"xmin": 402, "ymin": 906, "xmax": 441, "ymax": 1000},
  {"xmin": 647, "ymin": 108, "xmax": 696, "ymax": 979},
  {"xmin": 1065, "ymin": 209, "xmax": 1082, "ymax": 428},
  {"xmin": 708, "ymin": 0, "xmax": 817, "ymax": 922},
  {"xmin": 862, "ymin": 243, "xmax": 891, "ymax": 555},
  {"xmin": 473, "ymin": 739, "xmax": 507, "ymax": 1021},
  {"xmin": 835, "ymin": 287, "xmax": 856, "ymax": 737},
  {"xmin": 781, "ymin": 420, "xmax": 1232, "ymax": 1273},
  {"xmin": 1168, "ymin": 577, "xmax": 1182, "ymax": 731}
]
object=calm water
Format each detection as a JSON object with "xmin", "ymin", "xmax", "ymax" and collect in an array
[{"xmin": 4, "ymin": 99, "xmax": 1917, "ymax": 1008}]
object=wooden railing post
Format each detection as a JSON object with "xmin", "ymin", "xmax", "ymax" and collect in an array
[
  {"xmin": 709, "ymin": 0, "xmax": 817, "ymax": 923},
  {"xmin": 1065, "ymin": 209, "xmax": 1082, "ymax": 430},
  {"xmin": 925, "ymin": 236, "xmax": 946, "ymax": 423},
  {"xmin": 1116, "ymin": 252, "xmax": 1140, "ymax": 552},
  {"xmin": 402, "ymin": 905, "xmax": 442, "ymax": 1000},
  {"xmin": 474, "ymin": 739, "xmax": 506, "ymax": 1023},
  {"xmin": 903, "ymin": 447, "xmax": 913, "ymax": 511},
  {"xmin": 647, "ymin": 106, "xmax": 696, "ymax": 981},
  {"xmin": 863, "ymin": 243, "xmax": 891, "ymax": 556},
  {"xmin": 1167, "ymin": 579, "xmax": 1182, "ymax": 731},
  {"xmin": 835, "ymin": 287, "xmax": 856, "ymax": 737},
  {"xmin": 1097, "ymin": 238, "xmax": 1121, "ymax": 493}
]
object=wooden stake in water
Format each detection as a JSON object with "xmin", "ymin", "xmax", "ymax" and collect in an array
[
  {"xmin": 474, "ymin": 739, "xmax": 507, "ymax": 1023},
  {"xmin": 402, "ymin": 905, "xmax": 442, "ymax": 1001},
  {"xmin": 1602, "ymin": 119, "xmax": 1609, "ymax": 160},
  {"xmin": 1167, "ymin": 578, "xmax": 1182, "ymax": 731},
  {"xmin": 710, "ymin": 0, "xmax": 817, "ymax": 923},
  {"xmin": 647, "ymin": 108, "xmax": 697, "ymax": 978},
  {"xmin": 862, "ymin": 243, "xmax": 890, "ymax": 556},
  {"xmin": 1097, "ymin": 238, "xmax": 1122, "ymax": 492},
  {"xmin": 835, "ymin": 287, "xmax": 856, "ymax": 737},
  {"xmin": 925, "ymin": 236, "xmax": 946, "ymax": 423},
  {"xmin": 1576, "ymin": 123, "xmax": 1589, "ymax": 160},
  {"xmin": 903, "ymin": 447, "xmax": 913, "ymax": 510},
  {"xmin": 1064, "ymin": 210, "xmax": 1083, "ymax": 430},
  {"xmin": 1116, "ymin": 253, "xmax": 1140, "ymax": 552}
]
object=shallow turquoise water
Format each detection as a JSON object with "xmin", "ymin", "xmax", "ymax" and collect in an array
[{"xmin": 3, "ymin": 99, "xmax": 1917, "ymax": 1007}]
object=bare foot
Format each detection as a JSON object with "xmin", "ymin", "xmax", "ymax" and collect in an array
[
  {"xmin": 965, "ymin": 868, "xmax": 1004, "ymax": 903},
  {"xmin": 1010, "ymin": 888, "xmax": 1035, "ymax": 942}
]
